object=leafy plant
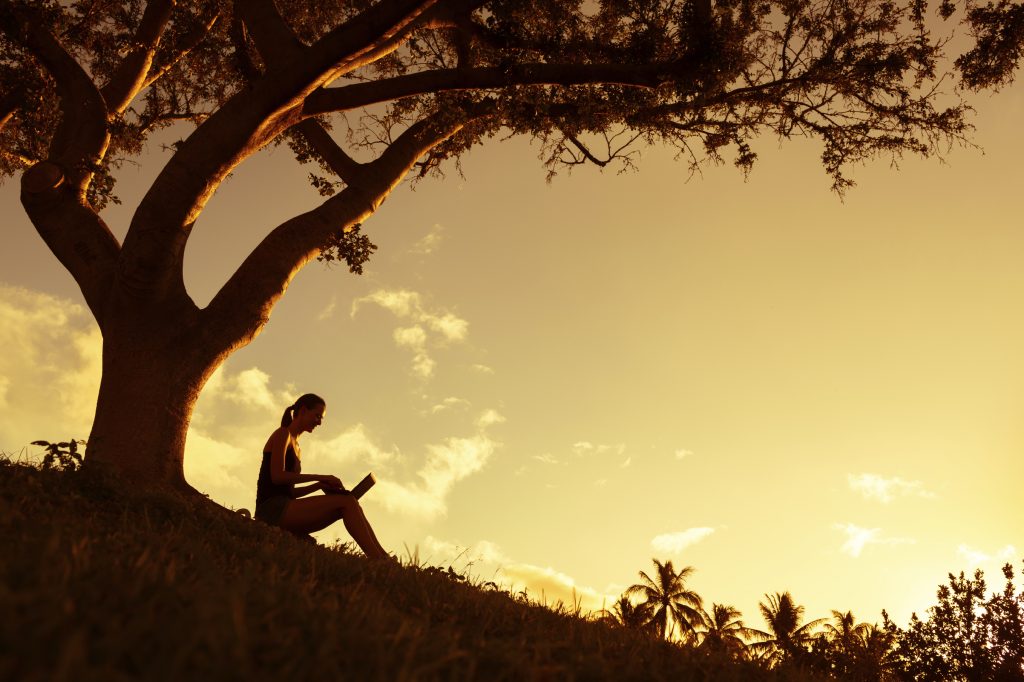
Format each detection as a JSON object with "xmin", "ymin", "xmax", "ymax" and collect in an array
[{"xmin": 30, "ymin": 439, "xmax": 85, "ymax": 472}]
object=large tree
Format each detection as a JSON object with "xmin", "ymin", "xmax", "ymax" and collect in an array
[{"xmin": 0, "ymin": 0, "xmax": 1014, "ymax": 490}]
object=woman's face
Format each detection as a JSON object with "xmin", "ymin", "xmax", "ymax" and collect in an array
[{"xmin": 297, "ymin": 403, "xmax": 326, "ymax": 433}]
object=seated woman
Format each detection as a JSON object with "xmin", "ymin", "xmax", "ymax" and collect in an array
[{"xmin": 255, "ymin": 393, "xmax": 389, "ymax": 559}]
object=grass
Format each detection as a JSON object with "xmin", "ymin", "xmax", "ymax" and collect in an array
[{"xmin": 0, "ymin": 458, "xmax": 826, "ymax": 681}]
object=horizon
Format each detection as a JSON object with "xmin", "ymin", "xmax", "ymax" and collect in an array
[{"xmin": 2, "ymin": 77, "xmax": 1022, "ymax": 634}]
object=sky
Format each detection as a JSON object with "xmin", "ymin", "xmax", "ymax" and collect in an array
[{"xmin": 2, "ymin": 73, "xmax": 1023, "ymax": 635}]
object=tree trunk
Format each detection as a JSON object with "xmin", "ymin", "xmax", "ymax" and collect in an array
[{"xmin": 82, "ymin": 295, "xmax": 217, "ymax": 493}]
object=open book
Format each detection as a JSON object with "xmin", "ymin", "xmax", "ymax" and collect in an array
[{"xmin": 324, "ymin": 472, "xmax": 376, "ymax": 499}]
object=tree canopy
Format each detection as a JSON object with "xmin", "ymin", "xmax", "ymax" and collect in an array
[{"xmin": 2, "ymin": 0, "xmax": 1023, "ymax": 484}]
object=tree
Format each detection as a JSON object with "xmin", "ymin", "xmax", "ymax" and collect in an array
[
  {"xmin": 626, "ymin": 559, "xmax": 703, "ymax": 641},
  {"xmin": 753, "ymin": 591, "xmax": 824, "ymax": 667},
  {"xmin": 598, "ymin": 595, "xmax": 652, "ymax": 630},
  {"xmin": 889, "ymin": 563, "xmax": 1024, "ymax": 681},
  {"xmin": 695, "ymin": 602, "xmax": 760, "ymax": 658},
  {"xmin": 0, "ymin": 0, "xmax": 1001, "ymax": 489},
  {"xmin": 812, "ymin": 610, "xmax": 898, "ymax": 680}
]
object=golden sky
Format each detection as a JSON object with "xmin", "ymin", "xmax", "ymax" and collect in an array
[{"xmin": 2, "ymin": 79, "xmax": 1022, "ymax": 631}]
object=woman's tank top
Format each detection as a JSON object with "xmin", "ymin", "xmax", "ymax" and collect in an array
[{"xmin": 256, "ymin": 444, "xmax": 301, "ymax": 503}]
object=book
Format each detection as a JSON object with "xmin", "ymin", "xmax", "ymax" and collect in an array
[{"xmin": 324, "ymin": 472, "xmax": 376, "ymax": 499}]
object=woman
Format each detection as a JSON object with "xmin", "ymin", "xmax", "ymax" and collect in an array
[{"xmin": 256, "ymin": 393, "xmax": 389, "ymax": 559}]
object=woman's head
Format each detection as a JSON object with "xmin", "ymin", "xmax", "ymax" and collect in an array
[{"xmin": 281, "ymin": 393, "xmax": 326, "ymax": 432}]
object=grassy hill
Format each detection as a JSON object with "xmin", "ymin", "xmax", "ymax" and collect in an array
[{"xmin": 0, "ymin": 458, "xmax": 824, "ymax": 681}]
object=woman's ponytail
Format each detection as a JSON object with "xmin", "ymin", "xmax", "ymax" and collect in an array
[
  {"xmin": 281, "ymin": 393, "xmax": 325, "ymax": 428},
  {"xmin": 280, "ymin": 404, "xmax": 296, "ymax": 428}
]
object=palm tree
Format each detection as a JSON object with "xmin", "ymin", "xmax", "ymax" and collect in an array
[
  {"xmin": 696, "ymin": 603, "xmax": 761, "ymax": 658},
  {"xmin": 626, "ymin": 559, "xmax": 703, "ymax": 642},
  {"xmin": 854, "ymin": 623, "xmax": 899, "ymax": 681},
  {"xmin": 824, "ymin": 610, "xmax": 870, "ymax": 654},
  {"xmin": 820, "ymin": 610, "xmax": 872, "ymax": 676},
  {"xmin": 598, "ymin": 595, "xmax": 651, "ymax": 630},
  {"xmin": 753, "ymin": 591, "xmax": 825, "ymax": 665}
]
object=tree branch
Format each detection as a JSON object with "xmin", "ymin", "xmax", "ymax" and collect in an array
[
  {"xmin": 0, "ymin": 2, "xmax": 120, "ymax": 317},
  {"xmin": 238, "ymin": 0, "xmax": 362, "ymax": 186},
  {"xmin": 200, "ymin": 108, "xmax": 482, "ymax": 357},
  {"xmin": 100, "ymin": 0, "xmax": 175, "ymax": 115},
  {"xmin": 0, "ymin": 2, "xmax": 109, "ymax": 194},
  {"xmin": 119, "ymin": 0, "xmax": 438, "ymax": 301},
  {"xmin": 294, "ymin": 119, "xmax": 362, "ymax": 185},
  {"xmin": 304, "ymin": 61, "xmax": 700, "ymax": 115},
  {"xmin": 19, "ymin": 183, "xmax": 121, "ymax": 322},
  {"xmin": 140, "ymin": 10, "xmax": 222, "ymax": 91},
  {"xmin": 0, "ymin": 85, "xmax": 23, "ymax": 133}
]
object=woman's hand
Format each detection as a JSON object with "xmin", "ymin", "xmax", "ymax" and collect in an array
[{"xmin": 318, "ymin": 474, "xmax": 343, "ymax": 490}]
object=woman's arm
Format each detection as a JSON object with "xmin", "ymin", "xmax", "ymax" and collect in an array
[
  {"xmin": 266, "ymin": 425, "xmax": 342, "ymax": 489},
  {"xmin": 291, "ymin": 482, "xmax": 324, "ymax": 499},
  {"xmin": 267, "ymin": 429, "xmax": 335, "ymax": 487}
]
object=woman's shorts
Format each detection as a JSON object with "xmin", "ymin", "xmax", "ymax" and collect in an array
[{"xmin": 254, "ymin": 494, "xmax": 291, "ymax": 526}]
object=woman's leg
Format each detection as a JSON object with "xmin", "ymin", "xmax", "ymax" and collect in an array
[{"xmin": 278, "ymin": 495, "xmax": 388, "ymax": 559}]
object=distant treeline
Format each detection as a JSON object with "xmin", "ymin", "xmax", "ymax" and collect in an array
[{"xmin": 602, "ymin": 557, "xmax": 1024, "ymax": 680}]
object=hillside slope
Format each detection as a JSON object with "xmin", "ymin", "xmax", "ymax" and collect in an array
[{"xmin": 0, "ymin": 459, "xmax": 821, "ymax": 681}]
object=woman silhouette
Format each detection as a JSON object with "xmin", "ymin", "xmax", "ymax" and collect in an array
[{"xmin": 255, "ymin": 393, "xmax": 388, "ymax": 559}]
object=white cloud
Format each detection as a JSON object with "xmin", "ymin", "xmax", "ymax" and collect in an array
[
  {"xmin": 411, "ymin": 223, "xmax": 444, "ymax": 255},
  {"xmin": 303, "ymin": 423, "xmax": 400, "ymax": 471},
  {"xmin": 393, "ymin": 325, "xmax": 427, "ymax": 348},
  {"xmin": 651, "ymin": 527, "xmax": 715, "ymax": 554},
  {"xmin": 368, "ymin": 410, "xmax": 504, "ymax": 521},
  {"xmin": 425, "ymin": 313, "xmax": 469, "ymax": 342},
  {"xmin": 847, "ymin": 473, "xmax": 936, "ymax": 503},
  {"xmin": 352, "ymin": 289, "xmax": 421, "ymax": 318},
  {"xmin": 471, "ymin": 364, "xmax": 494, "ymax": 375},
  {"xmin": 620, "ymin": 457, "xmax": 632, "ymax": 468},
  {"xmin": 835, "ymin": 523, "xmax": 915, "ymax": 558},
  {"xmin": 183, "ymin": 426, "xmax": 251, "ymax": 505},
  {"xmin": 571, "ymin": 441, "xmax": 626, "ymax": 458},
  {"xmin": 317, "ymin": 296, "xmax": 337, "ymax": 321},
  {"xmin": 418, "ymin": 536, "xmax": 618, "ymax": 613},
  {"xmin": 0, "ymin": 285, "xmax": 101, "ymax": 455},
  {"xmin": 532, "ymin": 453, "xmax": 561, "ymax": 465},
  {"xmin": 428, "ymin": 397, "xmax": 471, "ymax": 415},
  {"xmin": 476, "ymin": 409, "xmax": 505, "ymax": 429},
  {"xmin": 957, "ymin": 543, "xmax": 1018, "ymax": 570},
  {"xmin": 674, "ymin": 448, "xmax": 693, "ymax": 460},
  {"xmin": 352, "ymin": 289, "xmax": 469, "ymax": 380}
]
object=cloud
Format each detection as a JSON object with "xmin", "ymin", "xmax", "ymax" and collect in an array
[
  {"xmin": 957, "ymin": 543, "xmax": 1017, "ymax": 570},
  {"xmin": 317, "ymin": 296, "xmax": 337, "ymax": 321},
  {"xmin": 419, "ymin": 536, "xmax": 619, "ymax": 613},
  {"xmin": 426, "ymin": 313, "xmax": 468, "ymax": 342},
  {"xmin": 303, "ymin": 423, "xmax": 400, "ymax": 471},
  {"xmin": 183, "ymin": 427, "xmax": 251, "ymax": 505},
  {"xmin": 393, "ymin": 325, "xmax": 427, "ymax": 348},
  {"xmin": 571, "ymin": 441, "xmax": 626, "ymax": 458},
  {"xmin": 476, "ymin": 409, "xmax": 505, "ymax": 429},
  {"xmin": 428, "ymin": 397, "xmax": 471, "ymax": 415},
  {"xmin": 835, "ymin": 523, "xmax": 915, "ymax": 558},
  {"xmin": 369, "ymin": 410, "xmax": 504, "ymax": 520},
  {"xmin": 471, "ymin": 364, "xmax": 494, "ymax": 375},
  {"xmin": 674, "ymin": 448, "xmax": 693, "ymax": 460},
  {"xmin": 847, "ymin": 473, "xmax": 936, "ymax": 503},
  {"xmin": 0, "ymin": 285, "xmax": 101, "ymax": 455},
  {"xmin": 651, "ymin": 527, "xmax": 715, "ymax": 554},
  {"xmin": 620, "ymin": 457, "xmax": 632, "ymax": 468},
  {"xmin": 532, "ymin": 453, "xmax": 561, "ymax": 465},
  {"xmin": 410, "ymin": 223, "xmax": 445, "ymax": 255},
  {"xmin": 352, "ymin": 289, "xmax": 469, "ymax": 380}
]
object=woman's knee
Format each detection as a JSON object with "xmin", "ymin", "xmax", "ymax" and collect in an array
[{"xmin": 333, "ymin": 494, "xmax": 362, "ymax": 515}]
